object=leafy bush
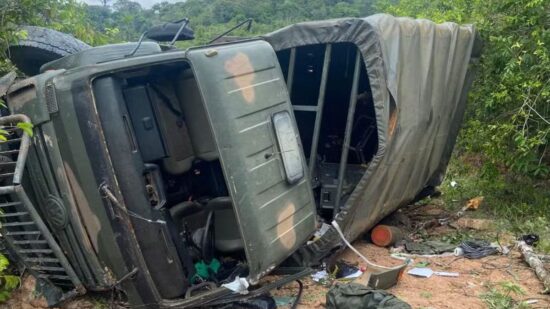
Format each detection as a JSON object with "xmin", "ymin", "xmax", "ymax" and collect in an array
[
  {"xmin": 0, "ymin": 0, "xmax": 116, "ymax": 75},
  {"xmin": 0, "ymin": 254, "xmax": 19, "ymax": 302},
  {"xmin": 442, "ymin": 152, "xmax": 550, "ymax": 253},
  {"xmin": 481, "ymin": 281, "xmax": 530, "ymax": 309}
]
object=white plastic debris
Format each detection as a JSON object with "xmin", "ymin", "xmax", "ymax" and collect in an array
[
  {"xmin": 222, "ymin": 276, "xmax": 249, "ymax": 294},
  {"xmin": 343, "ymin": 269, "xmax": 363, "ymax": 279},
  {"xmin": 309, "ymin": 223, "xmax": 332, "ymax": 244},
  {"xmin": 434, "ymin": 271, "xmax": 459, "ymax": 277},
  {"xmin": 408, "ymin": 267, "xmax": 433, "ymax": 278},
  {"xmin": 450, "ymin": 181, "xmax": 458, "ymax": 188},
  {"xmin": 311, "ymin": 270, "xmax": 329, "ymax": 282},
  {"xmin": 408, "ymin": 267, "xmax": 459, "ymax": 278},
  {"xmin": 314, "ymin": 223, "xmax": 331, "ymax": 239}
]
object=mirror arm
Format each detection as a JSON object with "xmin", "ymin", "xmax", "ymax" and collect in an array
[
  {"xmin": 126, "ymin": 31, "xmax": 149, "ymax": 58},
  {"xmin": 208, "ymin": 18, "xmax": 253, "ymax": 44},
  {"xmin": 170, "ymin": 18, "xmax": 190, "ymax": 46}
]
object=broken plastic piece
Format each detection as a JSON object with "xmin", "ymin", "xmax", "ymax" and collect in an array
[
  {"xmin": 408, "ymin": 267, "xmax": 433, "ymax": 278},
  {"xmin": 314, "ymin": 223, "xmax": 331, "ymax": 239},
  {"xmin": 408, "ymin": 268, "xmax": 459, "ymax": 278},
  {"xmin": 222, "ymin": 276, "xmax": 249, "ymax": 294},
  {"xmin": 311, "ymin": 270, "xmax": 329, "ymax": 282},
  {"xmin": 434, "ymin": 271, "xmax": 459, "ymax": 277},
  {"xmin": 343, "ymin": 269, "xmax": 363, "ymax": 279}
]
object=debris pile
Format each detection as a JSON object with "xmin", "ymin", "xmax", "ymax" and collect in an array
[{"xmin": 267, "ymin": 195, "xmax": 550, "ymax": 308}]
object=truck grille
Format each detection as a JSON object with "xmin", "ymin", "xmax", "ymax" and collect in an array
[
  {"xmin": 45, "ymin": 83, "xmax": 59, "ymax": 114},
  {"xmin": 0, "ymin": 115, "xmax": 83, "ymax": 300}
]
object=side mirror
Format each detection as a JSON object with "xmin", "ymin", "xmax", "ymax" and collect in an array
[{"xmin": 146, "ymin": 19, "xmax": 194, "ymax": 43}]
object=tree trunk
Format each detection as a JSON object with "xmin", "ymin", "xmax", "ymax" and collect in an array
[{"xmin": 518, "ymin": 241, "xmax": 550, "ymax": 294}]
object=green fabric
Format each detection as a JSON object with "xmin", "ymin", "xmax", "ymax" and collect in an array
[
  {"xmin": 191, "ymin": 258, "xmax": 221, "ymax": 283},
  {"xmin": 264, "ymin": 15, "xmax": 477, "ymax": 263},
  {"xmin": 404, "ymin": 240, "xmax": 455, "ymax": 255},
  {"xmin": 326, "ymin": 283, "xmax": 411, "ymax": 309}
]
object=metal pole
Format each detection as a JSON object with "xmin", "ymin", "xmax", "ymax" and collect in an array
[
  {"xmin": 334, "ymin": 50, "xmax": 361, "ymax": 217},
  {"xmin": 286, "ymin": 48, "xmax": 296, "ymax": 97},
  {"xmin": 308, "ymin": 44, "xmax": 332, "ymax": 178}
]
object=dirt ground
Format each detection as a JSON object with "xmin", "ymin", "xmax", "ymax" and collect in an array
[
  {"xmin": 2, "ymin": 200, "xmax": 550, "ymax": 309},
  {"xmin": 271, "ymin": 201, "xmax": 550, "ymax": 309},
  {"xmin": 270, "ymin": 243, "xmax": 550, "ymax": 308}
]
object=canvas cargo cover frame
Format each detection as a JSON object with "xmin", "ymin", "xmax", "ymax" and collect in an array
[{"xmin": 262, "ymin": 14, "xmax": 480, "ymax": 263}]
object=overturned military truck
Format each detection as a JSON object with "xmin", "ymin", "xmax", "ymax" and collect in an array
[{"xmin": 0, "ymin": 14, "xmax": 479, "ymax": 308}]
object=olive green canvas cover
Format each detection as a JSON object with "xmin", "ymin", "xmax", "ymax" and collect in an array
[{"xmin": 263, "ymin": 14, "xmax": 479, "ymax": 262}]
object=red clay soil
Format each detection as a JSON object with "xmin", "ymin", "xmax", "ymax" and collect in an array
[
  {"xmin": 2, "ymin": 201, "xmax": 550, "ymax": 309},
  {"xmin": 272, "ymin": 243, "xmax": 550, "ymax": 309}
]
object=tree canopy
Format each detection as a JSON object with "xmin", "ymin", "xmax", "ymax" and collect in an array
[{"xmin": 0, "ymin": 0, "xmax": 548, "ymax": 178}]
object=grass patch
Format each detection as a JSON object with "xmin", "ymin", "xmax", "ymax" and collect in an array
[
  {"xmin": 481, "ymin": 281, "xmax": 531, "ymax": 309},
  {"xmin": 440, "ymin": 153, "xmax": 550, "ymax": 253}
]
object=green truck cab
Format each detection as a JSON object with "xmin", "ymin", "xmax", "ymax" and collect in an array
[{"xmin": 2, "ymin": 38, "xmax": 317, "ymax": 307}]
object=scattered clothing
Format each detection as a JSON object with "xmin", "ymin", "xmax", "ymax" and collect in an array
[
  {"xmin": 334, "ymin": 261, "xmax": 362, "ymax": 279},
  {"xmin": 459, "ymin": 240, "xmax": 499, "ymax": 259},
  {"xmin": 521, "ymin": 234, "xmax": 540, "ymax": 246},
  {"xmin": 218, "ymin": 295, "xmax": 276, "ymax": 309},
  {"xmin": 326, "ymin": 283, "xmax": 411, "ymax": 309},
  {"xmin": 404, "ymin": 240, "xmax": 455, "ymax": 255},
  {"xmin": 191, "ymin": 258, "xmax": 220, "ymax": 283}
]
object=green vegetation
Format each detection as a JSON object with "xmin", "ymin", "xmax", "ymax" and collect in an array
[
  {"xmin": 87, "ymin": 0, "xmax": 375, "ymax": 45},
  {"xmin": 481, "ymin": 281, "xmax": 530, "ymax": 309},
  {"xmin": 1, "ymin": 0, "xmax": 548, "ymax": 180},
  {"xmin": 376, "ymin": 0, "xmax": 549, "ymax": 178},
  {"xmin": 442, "ymin": 153, "xmax": 550, "ymax": 253},
  {"xmin": 0, "ymin": 253, "xmax": 19, "ymax": 301},
  {"xmin": 0, "ymin": 0, "xmax": 114, "ymax": 74}
]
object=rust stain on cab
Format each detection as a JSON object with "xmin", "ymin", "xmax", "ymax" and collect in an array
[
  {"xmin": 224, "ymin": 52, "xmax": 255, "ymax": 104},
  {"xmin": 276, "ymin": 202, "xmax": 297, "ymax": 250}
]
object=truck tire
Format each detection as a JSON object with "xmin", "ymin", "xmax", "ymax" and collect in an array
[{"xmin": 8, "ymin": 26, "xmax": 90, "ymax": 76}]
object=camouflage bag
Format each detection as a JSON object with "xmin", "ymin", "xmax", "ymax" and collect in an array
[{"xmin": 326, "ymin": 283, "xmax": 411, "ymax": 309}]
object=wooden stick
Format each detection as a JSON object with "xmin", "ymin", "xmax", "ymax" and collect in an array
[{"xmin": 518, "ymin": 241, "xmax": 550, "ymax": 294}]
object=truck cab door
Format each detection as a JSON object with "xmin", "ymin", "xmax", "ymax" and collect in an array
[{"xmin": 186, "ymin": 40, "xmax": 316, "ymax": 283}]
